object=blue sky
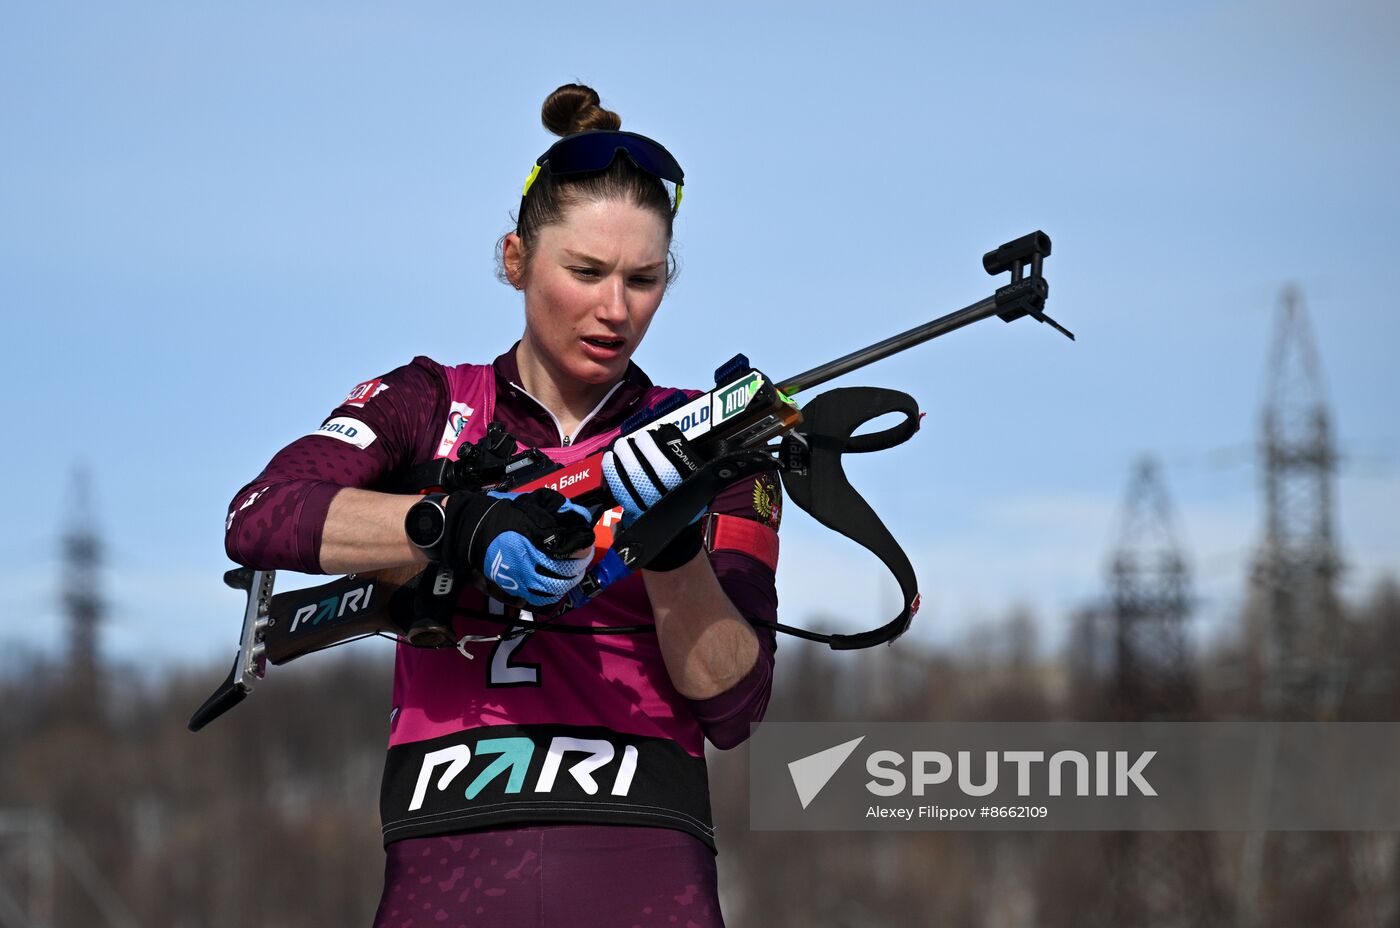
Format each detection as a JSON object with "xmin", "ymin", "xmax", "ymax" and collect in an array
[{"xmin": 2, "ymin": 1, "xmax": 1397, "ymax": 670}]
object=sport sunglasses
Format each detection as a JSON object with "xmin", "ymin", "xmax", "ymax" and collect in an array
[{"xmin": 521, "ymin": 130, "xmax": 685, "ymax": 213}]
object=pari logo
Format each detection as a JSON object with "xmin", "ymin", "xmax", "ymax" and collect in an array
[
  {"xmin": 788, "ymin": 738, "xmax": 1158, "ymax": 808},
  {"xmin": 409, "ymin": 736, "xmax": 639, "ymax": 811},
  {"xmin": 288, "ymin": 582, "xmax": 375, "ymax": 634}
]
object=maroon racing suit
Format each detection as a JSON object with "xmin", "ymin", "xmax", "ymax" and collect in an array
[{"xmin": 225, "ymin": 345, "xmax": 782, "ymax": 927}]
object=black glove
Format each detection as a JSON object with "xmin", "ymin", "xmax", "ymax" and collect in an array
[{"xmin": 441, "ymin": 488, "xmax": 596, "ymax": 607}]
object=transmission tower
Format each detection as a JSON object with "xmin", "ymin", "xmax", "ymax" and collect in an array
[
  {"xmin": 1089, "ymin": 456, "xmax": 1228, "ymax": 928},
  {"xmin": 1236, "ymin": 287, "xmax": 1371, "ymax": 928},
  {"xmin": 60, "ymin": 466, "xmax": 104, "ymax": 714},
  {"xmin": 1250, "ymin": 285, "xmax": 1347, "ymax": 717},
  {"xmin": 1109, "ymin": 456, "xmax": 1196, "ymax": 719}
]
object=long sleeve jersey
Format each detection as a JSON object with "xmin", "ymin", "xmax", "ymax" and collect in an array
[{"xmin": 224, "ymin": 345, "xmax": 783, "ymax": 850}]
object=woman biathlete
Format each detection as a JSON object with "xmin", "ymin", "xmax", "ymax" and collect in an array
[{"xmin": 224, "ymin": 83, "xmax": 781, "ymax": 927}]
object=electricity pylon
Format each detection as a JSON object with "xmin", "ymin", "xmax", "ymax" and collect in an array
[
  {"xmin": 1237, "ymin": 287, "xmax": 1369, "ymax": 928},
  {"xmin": 60, "ymin": 467, "xmax": 104, "ymax": 717},
  {"xmin": 1095, "ymin": 456, "xmax": 1227, "ymax": 928}
]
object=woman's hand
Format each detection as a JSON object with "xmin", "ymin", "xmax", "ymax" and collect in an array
[
  {"xmin": 320, "ymin": 486, "xmax": 594, "ymax": 608},
  {"xmin": 439, "ymin": 488, "xmax": 596, "ymax": 608},
  {"xmin": 601, "ymin": 423, "xmax": 706, "ymax": 571}
]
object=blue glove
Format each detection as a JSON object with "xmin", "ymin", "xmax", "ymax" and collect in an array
[
  {"xmin": 442, "ymin": 488, "xmax": 595, "ymax": 608},
  {"xmin": 601, "ymin": 423, "xmax": 706, "ymax": 570}
]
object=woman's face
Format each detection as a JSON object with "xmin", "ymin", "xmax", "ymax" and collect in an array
[{"xmin": 509, "ymin": 197, "xmax": 670, "ymax": 388}]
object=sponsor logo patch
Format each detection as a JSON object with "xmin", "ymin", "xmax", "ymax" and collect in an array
[
  {"xmin": 288, "ymin": 581, "xmax": 376, "ymax": 633},
  {"xmin": 665, "ymin": 437, "xmax": 700, "ymax": 474},
  {"xmin": 435, "ymin": 401, "xmax": 476, "ymax": 456},
  {"xmin": 552, "ymin": 467, "xmax": 590, "ymax": 492},
  {"xmin": 408, "ymin": 736, "xmax": 640, "ymax": 812},
  {"xmin": 343, "ymin": 378, "xmax": 391, "ymax": 407},
  {"xmin": 713, "ymin": 372, "xmax": 764, "ymax": 424},
  {"xmin": 311, "ymin": 417, "xmax": 378, "ymax": 449},
  {"xmin": 658, "ymin": 394, "xmax": 712, "ymax": 438},
  {"xmin": 488, "ymin": 551, "xmax": 519, "ymax": 592},
  {"xmin": 752, "ymin": 475, "xmax": 782, "ymax": 528}
]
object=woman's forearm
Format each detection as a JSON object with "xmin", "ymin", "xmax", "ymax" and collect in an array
[
  {"xmin": 318, "ymin": 487, "xmax": 429, "ymax": 574},
  {"xmin": 642, "ymin": 551, "xmax": 761, "ymax": 700},
  {"xmin": 322, "ymin": 489, "xmax": 763, "ymax": 702}
]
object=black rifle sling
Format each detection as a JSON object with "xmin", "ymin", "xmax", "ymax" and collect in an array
[{"xmin": 776, "ymin": 387, "xmax": 922, "ymax": 649}]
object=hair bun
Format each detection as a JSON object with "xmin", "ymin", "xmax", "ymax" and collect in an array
[{"xmin": 541, "ymin": 83, "xmax": 622, "ymax": 137}]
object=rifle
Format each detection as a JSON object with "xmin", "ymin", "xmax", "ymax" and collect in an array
[{"xmin": 189, "ymin": 231, "xmax": 1067, "ymax": 731}]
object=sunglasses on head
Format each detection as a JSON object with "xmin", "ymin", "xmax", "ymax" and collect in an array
[{"xmin": 521, "ymin": 130, "xmax": 685, "ymax": 214}]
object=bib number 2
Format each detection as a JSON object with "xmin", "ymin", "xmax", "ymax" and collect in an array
[{"xmin": 486, "ymin": 601, "xmax": 541, "ymax": 688}]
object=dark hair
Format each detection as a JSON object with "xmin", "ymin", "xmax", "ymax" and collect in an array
[{"xmin": 498, "ymin": 83, "xmax": 678, "ymax": 286}]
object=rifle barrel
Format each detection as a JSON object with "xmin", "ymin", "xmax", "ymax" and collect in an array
[{"xmin": 776, "ymin": 294, "xmax": 998, "ymax": 396}]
